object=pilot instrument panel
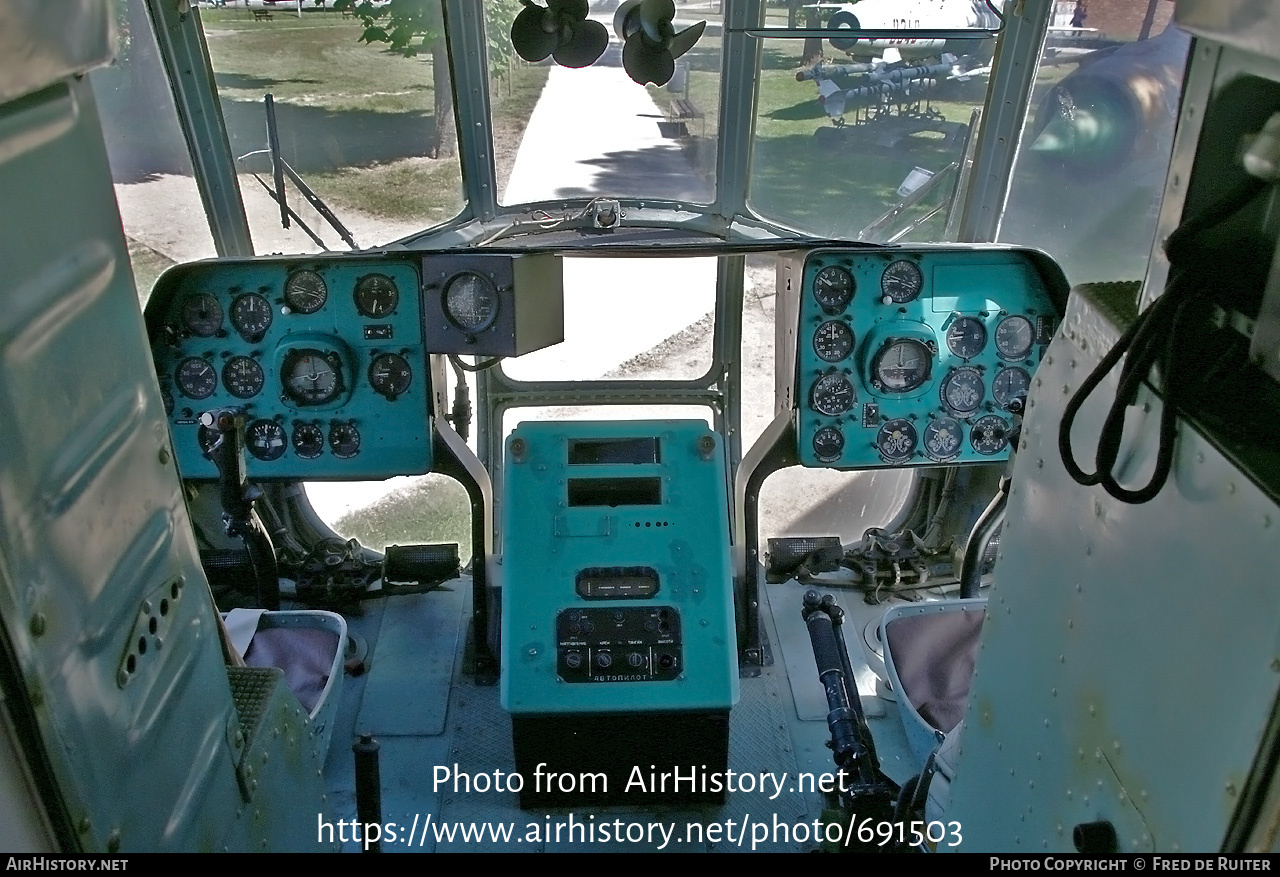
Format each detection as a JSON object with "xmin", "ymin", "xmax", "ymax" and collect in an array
[
  {"xmin": 779, "ymin": 247, "xmax": 1062, "ymax": 469},
  {"xmin": 146, "ymin": 256, "xmax": 432, "ymax": 480}
]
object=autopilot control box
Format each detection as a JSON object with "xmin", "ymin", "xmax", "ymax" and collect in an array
[{"xmin": 500, "ymin": 420, "xmax": 739, "ymax": 805}]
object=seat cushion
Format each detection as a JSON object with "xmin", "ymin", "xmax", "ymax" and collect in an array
[{"xmin": 884, "ymin": 608, "xmax": 986, "ymax": 734}]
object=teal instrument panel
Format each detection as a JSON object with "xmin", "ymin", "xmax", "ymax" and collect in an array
[
  {"xmin": 500, "ymin": 420, "xmax": 738, "ymax": 715},
  {"xmin": 146, "ymin": 255, "xmax": 431, "ymax": 480},
  {"xmin": 792, "ymin": 248, "xmax": 1058, "ymax": 469}
]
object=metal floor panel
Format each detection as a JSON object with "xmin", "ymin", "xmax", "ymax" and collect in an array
[
  {"xmin": 355, "ymin": 586, "xmax": 465, "ymax": 736},
  {"xmin": 321, "ymin": 567, "xmax": 931, "ymax": 852}
]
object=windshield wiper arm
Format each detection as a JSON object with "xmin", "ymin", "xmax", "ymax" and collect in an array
[{"xmin": 242, "ymin": 94, "xmax": 360, "ymax": 251}]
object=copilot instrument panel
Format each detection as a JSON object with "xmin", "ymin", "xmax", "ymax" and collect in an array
[
  {"xmin": 146, "ymin": 256, "xmax": 432, "ymax": 480},
  {"xmin": 779, "ymin": 248, "xmax": 1063, "ymax": 469}
]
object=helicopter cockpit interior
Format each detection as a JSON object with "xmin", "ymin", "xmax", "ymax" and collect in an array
[{"xmin": 4, "ymin": 0, "xmax": 1280, "ymax": 855}]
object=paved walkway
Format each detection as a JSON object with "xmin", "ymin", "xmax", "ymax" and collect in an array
[{"xmin": 503, "ymin": 64, "xmax": 709, "ymax": 205}]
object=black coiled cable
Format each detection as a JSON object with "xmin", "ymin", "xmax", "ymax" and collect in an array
[{"xmin": 1058, "ymin": 177, "xmax": 1267, "ymax": 504}]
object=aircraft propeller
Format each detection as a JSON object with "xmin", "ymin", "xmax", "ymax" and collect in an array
[
  {"xmin": 510, "ymin": 0, "xmax": 609, "ymax": 69},
  {"xmin": 613, "ymin": 0, "xmax": 706, "ymax": 86}
]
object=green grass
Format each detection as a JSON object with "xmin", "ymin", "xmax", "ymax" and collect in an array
[
  {"xmin": 333, "ymin": 475, "xmax": 471, "ymax": 557},
  {"xmin": 203, "ymin": 16, "xmax": 443, "ymax": 221},
  {"xmin": 643, "ymin": 31, "xmax": 993, "ymax": 240},
  {"xmin": 308, "ymin": 62, "xmax": 548, "ymax": 222},
  {"xmin": 747, "ymin": 41, "xmax": 991, "ymax": 240},
  {"xmin": 203, "ymin": 15, "xmax": 437, "ymax": 109},
  {"xmin": 202, "ymin": 14, "xmax": 546, "ymax": 223},
  {"xmin": 306, "ymin": 156, "xmax": 464, "ymax": 225}
]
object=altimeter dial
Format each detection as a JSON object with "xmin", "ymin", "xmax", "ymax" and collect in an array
[
  {"xmin": 813, "ymin": 320, "xmax": 854, "ymax": 363},
  {"xmin": 222, "ymin": 356, "xmax": 264, "ymax": 399}
]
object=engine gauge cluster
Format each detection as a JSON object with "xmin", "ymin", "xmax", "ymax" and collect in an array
[
  {"xmin": 785, "ymin": 247, "xmax": 1061, "ymax": 470},
  {"xmin": 146, "ymin": 256, "xmax": 431, "ymax": 481}
]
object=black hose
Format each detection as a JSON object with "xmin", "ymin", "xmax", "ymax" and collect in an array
[{"xmin": 1058, "ymin": 177, "xmax": 1268, "ymax": 504}]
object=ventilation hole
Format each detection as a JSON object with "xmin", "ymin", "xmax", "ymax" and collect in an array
[
  {"xmin": 126, "ymin": 655, "xmax": 136, "ymax": 673},
  {"xmin": 138, "ymin": 637, "xmax": 147, "ymax": 655},
  {"xmin": 170, "ymin": 582, "xmax": 179, "ymax": 599},
  {"xmin": 148, "ymin": 617, "xmax": 158, "ymax": 635},
  {"xmin": 159, "ymin": 599, "xmax": 169, "ymax": 616}
]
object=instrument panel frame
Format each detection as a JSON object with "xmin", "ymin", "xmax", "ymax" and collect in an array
[
  {"xmin": 145, "ymin": 255, "xmax": 433, "ymax": 481},
  {"xmin": 777, "ymin": 245, "xmax": 1069, "ymax": 471}
]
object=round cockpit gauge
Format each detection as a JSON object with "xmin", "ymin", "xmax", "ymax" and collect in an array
[
  {"xmin": 880, "ymin": 260, "xmax": 924, "ymax": 304},
  {"xmin": 443, "ymin": 272, "xmax": 499, "ymax": 333},
  {"xmin": 872, "ymin": 338, "xmax": 932, "ymax": 393},
  {"xmin": 354, "ymin": 274, "xmax": 399, "ymax": 318},
  {"xmin": 176, "ymin": 357, "xmax": 217, "ymax": 399},
  {"xmin": 329, "ymin": 421, "xmax": 361, "ymax": 459},
  {"xmin": 993, "ymin": 366, "xmax": 1031, "ymax": 411},
  {"xmin": 940, "ymin": 366, "xmax": 984, "ymax": 415},
  {"xmin": 946, "ymin": 316, "xmax": 987, "ymax": 359},
  {"xmin": 813, "ymin": 265, "xmax": 855, "ymax": 313},
  {"xmin": 970, "ymin": 414, "xmax": 1010, "ymax": 455},
  {"xmin": 181, "ymin": 293, "xmax": 222, "ymax": 337},
  {"xmin": 230, "ymin": 293, "xmax": 273, "ymax": 341},
  {"xmin": 812, "ymin": 425, "xmax": 845, "ymax": 463},
  {"xmin": 369, "ymin": 353, "xmax": 412, "ymax": 400},
  {"xmin": 197, "ymin": 424, "xmax": 220, "ymax": 455},
  {"xmin": 222, "ymin": 356, "xmax": 264, "ymax": 400},
  {"xmin": 810, "ymin": 372, "xmax": 856, "ymax": 417},
  {"xmin": 876, "ymin": 418, "xmax": 918, "ymax": 464},
  {"xmin": 246, "ymin": 419, "xmax": 287, "ymax": 462},
  {"xmin": 813, "ymin": 320, "xmax": 854, "ymax": 363},
  {"xmin": 284, "ymin": 270, "xmax": 328, "ymax": 314},
  {"xmin": 292, "ymin": 422, "xmax": 324, "ymax": 459},
  {"xmin": 923, "ymin": 416, "xmax": 964, "ymax": 462},
  {"xmin": 995, "ymin": 315, "xmax": 1035, "ymax": 361},
  {"xmin": 283, "ymin": 349, "xmax": 343, "ymax": 406}
]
